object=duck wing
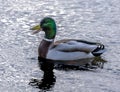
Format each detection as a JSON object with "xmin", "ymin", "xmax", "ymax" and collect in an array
[{"xmin": 51, "ymin": 39, "xmax": 105, "ymax": 56}]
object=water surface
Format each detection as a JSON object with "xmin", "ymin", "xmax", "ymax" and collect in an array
[{"xmin": 0, "ymin": 0, "xmax": 120, "ymax": 92}]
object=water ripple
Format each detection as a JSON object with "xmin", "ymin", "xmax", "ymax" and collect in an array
[{"xmin": 0, "ymin": 0, "xmax": 120, "ymax": 92}]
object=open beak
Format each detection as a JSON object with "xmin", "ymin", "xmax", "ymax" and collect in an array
[{"xmin": 30, "ymin": 25, "xmax": 41, "ymax": 34}]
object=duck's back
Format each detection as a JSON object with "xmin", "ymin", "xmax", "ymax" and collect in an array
[{"xmin": 46, "ymin": 39, "xmax": 105, "ymax": 60}]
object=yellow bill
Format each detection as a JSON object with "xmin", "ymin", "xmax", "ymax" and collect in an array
[{"xmin": 30, "ymin": 25, "xmax": 41, "ymax": 34}]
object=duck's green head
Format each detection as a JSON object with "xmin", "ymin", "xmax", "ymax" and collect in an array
[{"xmin": 31, "ymin": 17, "xmax": 56, "ymax": 39}]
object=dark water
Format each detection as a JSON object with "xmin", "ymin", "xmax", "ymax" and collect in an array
[
  {"xmin": 29, "ymin": 57, "xmax": 107, "ymax": 91},
  {"xmin": 0, "ymin": 0, "xmax": 120, "ymax": 92}
]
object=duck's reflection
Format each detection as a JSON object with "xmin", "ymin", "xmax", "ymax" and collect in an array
[
  {"xmin": 29, "ymin": 57, "xmax": 107, "ymax": 91},
  {"xmin": 29, "ymin": 58, "xmax": 56, "ymax": 91}
]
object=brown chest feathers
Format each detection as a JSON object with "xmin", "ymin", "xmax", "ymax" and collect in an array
[{"xmin": 38, "ymin": 39, "xmax": 52, "ymax": 58}]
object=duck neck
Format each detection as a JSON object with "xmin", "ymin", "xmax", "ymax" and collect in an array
[
  {"xmin": 39, "ymin": 39, "xmax": 53, "ymax": 58},
  {"xmin": 43, "ymin": 38, "xmax": 54, "ymax": 42},
  {"xmin": 44, "ymin": 28, "xmax": 56, "ymax": 40}
]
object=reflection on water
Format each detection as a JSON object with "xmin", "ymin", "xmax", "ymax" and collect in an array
[
  {"xmin": 29, "ymin": 59, "xmax": 56, "ymax": 91},
  {"xmin": 29, "ymin": 57, "xmax": 107, "ymax": 91}
]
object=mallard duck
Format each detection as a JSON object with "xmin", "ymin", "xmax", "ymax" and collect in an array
[{"xmin": 31, "ymin": 17, "xmax": 105, "ymax": 61}]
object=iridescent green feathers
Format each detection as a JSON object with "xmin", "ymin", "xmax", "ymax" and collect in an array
[
  {"xmin": 31, "ymin": 17, "xmax": 57, "ymax": 39},
  {"xmin": 40, "ymin": 17, "xmax": 57, "ymax": 39}
]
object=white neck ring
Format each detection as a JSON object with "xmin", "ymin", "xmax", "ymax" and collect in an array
[{"xmin": 43, "ymin": 38, "xmax": 54, "ymax": 42}]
